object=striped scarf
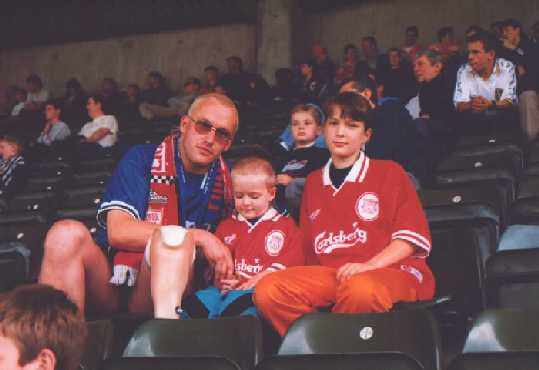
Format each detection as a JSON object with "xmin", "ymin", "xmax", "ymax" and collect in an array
[{"xmin": 1, "ymin": 155, "xmax": 24, "ymax": 190}]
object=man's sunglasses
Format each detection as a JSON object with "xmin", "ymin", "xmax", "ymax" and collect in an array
[{"xmin": 187, "ymin": 116, "xmax": 233, "ymax": 144}]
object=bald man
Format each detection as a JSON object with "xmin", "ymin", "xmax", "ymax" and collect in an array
[{"xmin": 39, "ymin": 94, "xmax": 239, "ymax": 317}]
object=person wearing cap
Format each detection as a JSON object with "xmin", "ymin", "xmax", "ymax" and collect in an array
[{"xmin": 499, "ymin": 18, "xmax": 539, "ymax": 141}]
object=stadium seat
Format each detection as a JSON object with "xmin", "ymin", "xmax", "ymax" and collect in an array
[
  {"xmin": 447, "ymin": 309, "xmax": 539, "ymax": 370},
  {"xmin": 496, "ymin": 225, "xmax": 539, "ymax": 251},
  {"xmin": 257, "ymin": 309, "xmax": 441, "ymax": 370},
  {"xmin": 0, "ymin": 242, "xmax": 30, "ymax": 292},
  {"xmin": 0, "ymin": 213, "xmax": 48, "ymax": 276},
  {"xmin": 420, "ymin": 185, "xmax": 506, "ymax": 228},
  {"xmin": 435, "ymin": 168, "xmax": 516, "ymax": 211},
  {"xmin": 29, "ymin": 160, "xmax": 72, "ymax": 178},
  {"xmin": 7, "ymin": 191, "xmax": 58, "ymax": 218},
  {"xmin": 78, "ymin": 158, "xmax": 117, "ymax": 174},
  {"xmin": 455, "ymin": 132, "xmax": 522, "ymax": 149},
  {"xmin": 102, "ymin": 357, "xmax": 240, "ymax": 370},
  {"xmin": 486, "ymin": 248, "xmax": 539, "ymax": 309},
  {"xmin": 425, "ymin": 204, "xmax": 499, "ymax": 338},
  {"xmin": 80, "ymin": 320, "xmax": 114, "ymax": 370},
  {"xmin": 509, "ymin": 176, "xmax": 539, "ymax": 225},
  {"xmin": 122, "ymin": 316, "xmax": 263, "ymax": 370},
  {"xmin": 71, "ymin": 171, "xmax": 112, "ymax": 188},
  {"xmin": 60, "ymin": 186, "xmax": 105, "ymax": 209},
  {"xmin": 24, "ymin": 176, "xmax": 65, "ymax": 193},
  {"xmin": 437, "ymin": 151, "xmax": 522, "ymax": 178}
]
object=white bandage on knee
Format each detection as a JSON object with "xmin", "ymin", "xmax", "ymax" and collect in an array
[
  {"xmin": 144, "ymin": 226, "xmax": 192, "ymax": 267},
  {"xmin": 160, "ymin": 225, "xmax": 188, "ymax": 247}
]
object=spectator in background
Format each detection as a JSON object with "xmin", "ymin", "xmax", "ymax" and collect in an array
[
  {"xmin": 166, "ymin": 77, "xmax": 202, "ymax": 117},
  {"xmin": 272, "ymin": 68, "xmax": 297, "ymax": 103},
  {"xmin": 454, "ymin": 31, "xmax": 517, "ymax": 136},
  {"xmin": 24, "ymin": 74, "xmax": 49, "ymax": 112},
  {"xmin": 401, "ymin": 26, "xmax": 422, "ymax": 61},
  {"xmin": 430, "ymin": 27, "xmax": 460, "ymax": 60},
  {"xmin": 377, "ymin": 48, "xmax": 417, "ymax": 103},
  {"xmin": 245, "ymin": 74, "xmax": 272, "ymax": 106},
  {"xmin": 0, "ymin": 284, "xmax": 87, "ymax": 370},
  {"xmin": 202, "ymin": 65, "xmax": 221, "ymax": 93},
  {"xmin": 122, "ymin": 83, "xmax": 142, "ymax": 122},
  {"xmin": 78, "ymin": 94, "xmax": 119, "ymax": 156},
  {"xmin": 62, "ymin": 78, "xmax": 88, "ymax": 129},
  {"xmin": 414, "ymin": 50, "xmax": 457, "ymax": 179},
  {"xmin": 490, "ymin": 21, "xmax": 504, "ymax": 40},
  {"xmin": 499, "ymin": 18, "xmax": 539, "ymax": 141},
  {"xmin": 220, "ymin": 56, "xmax": 250, "ymax": 102},
  {"xmin": 0, "ymin": 136, "xmax": 26, "ymax": 198},
  {"xmin": 297, "ymin": 60, "xmax": 327, "ymax": 104},
  {"xmin": 361, "ymin": 36, "xmax": 383, "ymax": 71},
  {"xmin": 310, "ymin": 43, "xmax": 336, "ymax": 86},
  {"xmin": 100, "ymin": 77, "xmax": 123, "ymax": 117},
  {"xmin": 138, "ymin": 71, "xmax": 172, "ymax": 119},
  {"xmin": 37, "ymin": 100, "xmax": 71, "ymax": 146},
  {"xmin": 335, "ymin": 44, "xmax": 367, "ymax": 86},
  {"xmin": 10, "ymin": 88, "xmax": 27, "ymax": 117}
]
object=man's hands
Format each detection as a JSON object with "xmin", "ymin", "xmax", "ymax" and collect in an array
[
  {"xmin": 470, "ymin": 96, "xmax": 492, "ymax": 113},
  {"xmin": 218, "ymin": 270, "xmax": 273, "ymax": 294},
  {"xmin": 192, "ymin": 230, "xmax": 234, "ymax": 284}
]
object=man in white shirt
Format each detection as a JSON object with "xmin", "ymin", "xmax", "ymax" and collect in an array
[
  {"xmin": 79, "ymin": 95, "xmax": 119, "ymax": 148},
  {"xmin": 454, "ymin": 31, "xmax": 518, "ymax": 136}
]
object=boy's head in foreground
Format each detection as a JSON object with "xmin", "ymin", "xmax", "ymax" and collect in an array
[
  {"xmin": 231, "ymin": 156, "xmax": 276, "ymax": 220},
  {"xmin": 0, "ymin": 284, "xmax": 87, "ymax": 370}
]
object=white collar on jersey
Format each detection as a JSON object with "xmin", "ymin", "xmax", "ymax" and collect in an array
[
  {"xmin": 234, "ymin": 207, "xmax": 281, "ymax": 233},
  {"xmin": 322, "ymin": 151, "xmax": 370, "ymax": 194}
]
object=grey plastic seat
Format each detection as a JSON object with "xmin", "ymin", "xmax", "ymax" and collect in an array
[
  {"xmin": 447, "ymin": 309, "xmax": 539, "ymax": 370},
  {"xmin": 486, "ymin": 247, "xmax": 539, "ymax": 309},
  {"xmin": 257, "ymin": 310, "xmax": 441, "ymax": 370},
  {"xmin": 103, "ymin": 357, "xmax": 240, "ymax": 370},
  {"xmin": 60, "ymin": 186, "xmax": 105, "ymax": 209},
  {"xmin": 122, "ymin": 316, "xmax": 263, "ymax": 370}
]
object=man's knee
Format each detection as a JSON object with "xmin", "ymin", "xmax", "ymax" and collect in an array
[
  {"xmin": 335, "ymin": 274, "xmax": 392, "ymax": 312},
  {"xmin": 148, "ymin": 226, "xmax": 193, "ymax": 266},
  {"xmin": 44, "ymin": 219, "xmax": 91, "ymax": 261}
]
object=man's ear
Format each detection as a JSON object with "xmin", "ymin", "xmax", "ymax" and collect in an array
[
  {"xmin": 29, "ymin": 348, "xmax": 56, "ymax": 370},
  {"xmin": 179, "ymin": 115, "xmax": 189, "ymax": 135}
]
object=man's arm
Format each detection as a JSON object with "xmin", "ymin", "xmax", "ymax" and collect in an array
[
  {"xmin": 456, "ymin": 101, "xmax": 473, "ymax": 112},
  {"xmin": 85, "ymin": 127, "xmax": 112, "ymax": 143},
  {"xmin": 107, "ymin": 210, "xmax": 159, "ymax": 251}
]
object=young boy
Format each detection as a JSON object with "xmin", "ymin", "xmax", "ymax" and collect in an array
[
  {"xmin": 0, "ymin": 136, "xmax": 27, "ymax": 197},
  {"xmin": 37, "ymin": 100, "xmax": 71, "ymax": 146},
  {"xmin": 275, "ymin": 104, "xmax": 329, "ymax": 217},
  {"xmin": 0, "ymin": 284, "xmax": 87, "ymax": 370},
  {"xmin": 182, "ymin": 156, "xmax": 305, "ymax": 318}
]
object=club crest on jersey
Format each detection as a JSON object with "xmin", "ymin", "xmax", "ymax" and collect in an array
[
  {"xmin": 265, "ymin": 230, "xmax": 285, "ymax": 256},
  {"xmin": 224, "ymin": 233, "xmax": 237, "ymax": 245},
  {"xmin": 146, "ymin": 209, "xmax": 163, "ymax": 225},
  {"xmin": 355, "ymin": 192, "xmax": 379, "ymax": 221},
  {"xmin": 149, "ymin": 191, "xmax": 168, "ymax": 204}
]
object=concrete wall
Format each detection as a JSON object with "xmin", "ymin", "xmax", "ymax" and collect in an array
[
  {"xmin": 0, "ymin": 24, "xmax": 256, "ymax": 97},
  {"xmin": 303, "ymin": 0, "xmax": 539, "ymax": 64}
]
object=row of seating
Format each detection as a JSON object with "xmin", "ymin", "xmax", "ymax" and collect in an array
[{"xmin": 79, "ymin": 308, "xmax": 539, "ymax": 370}]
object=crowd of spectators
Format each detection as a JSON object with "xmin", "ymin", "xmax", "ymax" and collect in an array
[{"xmin": 0, "ymin": 18, "xmax": 538, "ymax": 343}]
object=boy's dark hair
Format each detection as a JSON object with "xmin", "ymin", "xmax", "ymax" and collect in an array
[
  {"xmin": 340, "ymin": 76, "xmax": 378, "ymax": 106},
  {"xmin": 0, "ymin": 284, "xmax": 87, "ymax": 370},
  {"xmin": 324, "ymin": 92, "xmax": 375, "ymax": 130},
  {"xmin": 232, "ymin": 156, "xmax": 276, "ymax": 188},
  {"xmin": 437, "ymin": 26, "xmax": 454, "ymax": 42},
  {"xmin": 467, "ymin": 31, "xmax": 498, "ymax": 53},
  {"xmin": 0, "ymin": 135, "xmax": 23, "ymax": 153},
  {"xmin": 291, "ymin": 104, "xmax": 324, "ymax": 126}
]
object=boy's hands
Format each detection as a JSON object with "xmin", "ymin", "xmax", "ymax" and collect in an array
[{"xmin": 219, "ymin": 270, "xmax": 274, "ymax": 293}]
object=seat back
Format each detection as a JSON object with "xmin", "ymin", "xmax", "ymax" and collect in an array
[
  {"xmin": 437, "ymin": 151, "xmax": 522, "ymax": 178},
  {"xmin": 103, "ymin": 357, "xmax": 240, "ymax": 370},
  {"xmin": 463, "ymin": 309, "xmax": 539, "ymax": 353},
  {"xmin": 0, "ymin": 242, "xmax": 30, "ymax": 292},
  {"xmin": 448, "ymin": 352, "xmax": 539, "ymax": 370},
  {"xmin": 60, "ymin": 186, "xmax": 105, "ymax": 209},
  {"xmin": 257, "ymin": 353, "xmax": 423, "ymax": 370},
  {"xmin": 80, "ymin": 320, "xmax": 114, "ymax": 370},
  {"xmin": 8, "ymin": 192, "xmax": 58, "ymax": 218},
  {"xmin": 486, "ymin": 248, "xmax": 539, "ymax": 309},
  {"xmin": 123, "ymin": 317, "xmax": 263, "ymax": 370},
  {"xmin": 278, "ymin": 310, "xmax": 441, "ymax": 370}
]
